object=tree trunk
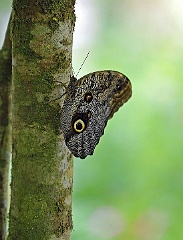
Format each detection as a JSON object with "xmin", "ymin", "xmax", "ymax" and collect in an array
[
  {"xmin": 0, "ymin": 0, "xmax": 76, "ymax": 239},
  {"xmin": 0, "ymin": 14, "xmax": 12, "ymax": 240}
]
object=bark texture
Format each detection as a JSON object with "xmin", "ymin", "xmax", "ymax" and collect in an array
[
  {"xmin": 0, "ymin": 14, "xmax": 12, "ymax": 240},
  {"xmin": 7, "ymin": 1, "xmax": 76, "ymax": 239}
]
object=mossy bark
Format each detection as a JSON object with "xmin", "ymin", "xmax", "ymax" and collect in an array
[
  {"xmin": 0, "ymin": 14, "xmax": 12, "ymax": 240},
  {"xmin": 6, "ymin": 1, "xmax": 76, "ymax": 239}
]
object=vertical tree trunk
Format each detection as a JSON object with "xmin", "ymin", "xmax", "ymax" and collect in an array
[
  {"xmin": 6, "ymin": 1, "xmax": 76, "ymax": 239},
  {"xmin": 0, "ymin": 14, "xmax": 12, "ymax": 240}
]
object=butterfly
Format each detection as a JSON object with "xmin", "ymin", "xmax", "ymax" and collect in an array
[{"xmin": 61, "ymin": 70, "xmax": 132, "ymax": 159}]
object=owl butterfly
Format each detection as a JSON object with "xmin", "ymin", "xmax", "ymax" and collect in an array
[{"xmin": 61, "ymin": 70, "xmax": 132, "ymax": 159}]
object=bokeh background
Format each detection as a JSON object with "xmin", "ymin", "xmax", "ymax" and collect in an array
[{"xmin": 1, "ymin": 1, "xmax": 183, "ymax": 239}]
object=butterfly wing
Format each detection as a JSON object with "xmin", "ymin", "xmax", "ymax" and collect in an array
[{"xmin": 61, "ymin": 70, "xmax": 132, "ymax": 159}]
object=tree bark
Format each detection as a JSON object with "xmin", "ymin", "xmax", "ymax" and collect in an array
[
  {"xmin": 0, "ymin": 13, "xmax": 12, "ymax": 240},
  {"xmin": 2, "ymin": 1, "xmax": 76, "ymax": 239}
]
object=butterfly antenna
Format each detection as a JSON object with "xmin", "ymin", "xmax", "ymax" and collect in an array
[{"xmin": 76, "ymin": 51, "xmax": 90, "ymax": 77}]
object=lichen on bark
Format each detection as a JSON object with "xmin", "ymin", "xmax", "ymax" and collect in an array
[
  {"xmin": 0, "ymin": 13, "xmax": 12, "ymax": 240},
  {"xmin": 6, "ymin": 0, "xmax": 76, "ymax": 239}
]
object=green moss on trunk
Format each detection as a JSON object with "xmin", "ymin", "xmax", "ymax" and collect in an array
[
  {"xmin": 8, "ymin": 0, "xmax": 75, "ymax": 239},
  {"xmin": 0, "ymin": 13, "xmax": 12, "ymax": 239}
]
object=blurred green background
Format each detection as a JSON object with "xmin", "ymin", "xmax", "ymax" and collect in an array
[{"xmin": 1, "ymin": 0, "xmax": 183, "ymax": 239}]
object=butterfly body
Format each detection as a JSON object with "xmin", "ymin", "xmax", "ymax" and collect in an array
[{"xmin": 61, "ymin": 70, "xmax": 132, "ymax": 159}]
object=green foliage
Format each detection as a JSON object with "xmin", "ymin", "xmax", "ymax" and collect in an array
[{"xmin": 72, "ymin": 1, "xmax": 183, "ymax": 239}]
